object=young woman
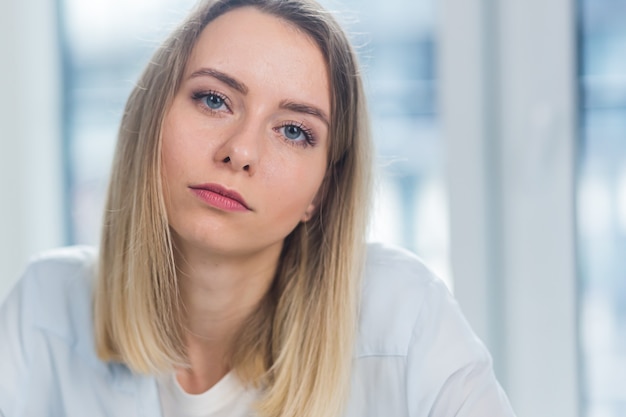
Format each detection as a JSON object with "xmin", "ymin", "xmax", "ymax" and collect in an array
[{"xmin": 0, "ymin": 0, "xmax": 516, "ymax": 416}]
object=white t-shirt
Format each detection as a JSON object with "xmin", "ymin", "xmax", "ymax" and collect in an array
[
  {"xmin": 0, "ymin": 243, "xmax": 516, "ymax": 417},
  {"xmin": 157, "ymin": 372, "xmax": 257, "ymax": 417}
]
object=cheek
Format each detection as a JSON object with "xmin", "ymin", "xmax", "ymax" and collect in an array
[
  {"xmin": 160, "ymin": 118, "xmax": 180, "ymax": 179},
  {"xmin": 271, "ymin": 159, "xmax": 326, "ymax": 213},
  {"xmin": 161, "ymin": 141, "xmax": 182, "ymax": 191},
  {"xmin": 161, "ymin": 123, "xmax": 202, "ymax": 183}
]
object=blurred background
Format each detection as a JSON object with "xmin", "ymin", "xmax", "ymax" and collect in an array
[{"xmin": 0, "ymin": 0, "xmax": 624, "ymax": 416}]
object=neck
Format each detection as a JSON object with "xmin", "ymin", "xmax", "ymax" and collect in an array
[{"xmin": 173, "ymin": 240, "xmax": 281, "ymax": 393}]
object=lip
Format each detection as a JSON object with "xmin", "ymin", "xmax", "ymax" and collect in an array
[{"xmin": 189, "ymin": 183, "xmax": 251, "ymax": 212}]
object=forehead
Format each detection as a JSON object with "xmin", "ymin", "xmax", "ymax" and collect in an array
[
  {"xmin": 185, "ymin": 7, "xmax": 330, "ymax": 110},
  {"xmin": 195, "ymin": 6, "xmax": 320, "ymax": 55}
]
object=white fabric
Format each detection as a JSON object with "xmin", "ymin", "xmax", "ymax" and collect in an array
[
  {"xmin": 0, "ymin": 244, "xmax": 516, "ymax": 417},
  {"xmin": 157, "ymin": 371, "xmax": 257, "ymax": 417}
]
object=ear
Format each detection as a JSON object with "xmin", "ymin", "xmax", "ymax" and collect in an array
[
  {"xmin": 301, "ymin": 171, "xmax": 329, "ymax": 222},
  {"xmin": 301, "ymin": 202, "xmax": 316, "ymax": 222}
]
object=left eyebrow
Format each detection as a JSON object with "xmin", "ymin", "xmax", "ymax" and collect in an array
[
  {"xmin": 188, "ymin": 67, "xmax": 249, "ymax": 95},
  {"xmin": 279, "ymin": 100, "xmax": 330, "ymax": 127}
]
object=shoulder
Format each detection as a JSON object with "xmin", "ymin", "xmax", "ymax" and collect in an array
[
  {"xmin": 10, "ymin": 246, "xmax": 98, "ymax": 356},
  {"xmin": 0, "ymin": 246, "xmax": 100, "ymax": 408},
  {"xmin": 21, "ymin": 245, "xmax": 97, "ymax": 306},
  {"xmin": 0, "ymin": 246, "xmax": 161, "ymax": 416},
  {"xmin": 362, "ymin": 242, "xmax": 442, "ymax": 292},
  {"xmin": 356, "ymin": 242, "xmax": 455, "ymax": 357},
  {"xmin": 353, "ymin": 243, "xmax": 515, "ymax": 416},
  {"xmin": 24, "ymin": 245, "xmax": 97, "ymax": 282}
]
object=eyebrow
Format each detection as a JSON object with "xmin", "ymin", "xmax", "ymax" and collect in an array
[
  {"xmin": 188, "ymin": 67, "xmax": 249, "ymax": 95},
  {"xmin": 188, "ymin": 67, "xmax": 329, "ymax": 127},
  {"xmin": 280, "ymin": 100, "xmax": 330, "ymax": 127}
]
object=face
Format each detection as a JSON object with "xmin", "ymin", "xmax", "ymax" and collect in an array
[{"xmin": 161, "ymin": 7, "xmax": 330, "ymax": 260}]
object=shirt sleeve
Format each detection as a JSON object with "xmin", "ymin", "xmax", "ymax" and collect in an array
[
  {"xmin": 405, "ymin": 278, "xmax": 516, "ymax": 417},
  {"xmin": 0, "ymin": 266, "xmax": 35, "ymax": 417}
]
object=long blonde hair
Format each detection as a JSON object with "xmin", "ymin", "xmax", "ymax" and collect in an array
[{"xmin": 94, "ymin": 1, "xmax": 372, "ymax": 416}]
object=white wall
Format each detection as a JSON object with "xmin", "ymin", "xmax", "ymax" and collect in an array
[
  {"xmin": 0, "ymin": 0, "xmax": 65, "ymax": 301},
  {"xmin": 439, "ymin": 0, "xmax": 580, "ymax": 416}
]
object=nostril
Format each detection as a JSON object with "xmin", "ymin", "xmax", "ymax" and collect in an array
[
  {"xmin": 243, "ymin": 165, "xmax": 250, "ymax": 171},
  {"xmin": 223, "ymin": 156, "xmax": 231, "ymax": 163}
]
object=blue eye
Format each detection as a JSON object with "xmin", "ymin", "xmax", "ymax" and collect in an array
[
  {"xmin": 191, "ymin": 90, "xmax": 229, "ymax": 112},
  {"xmin": 277, "ymin": 122, "xmax": 316, "ymax": 147},
  {"xmin": 284, "ymin": 125, "xmax": 304, "ymax": 140},
  {"xmin": 204, "ymin": 93, "xmax": 225, "ymax": 109}
]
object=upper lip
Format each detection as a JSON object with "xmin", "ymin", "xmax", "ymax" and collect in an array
[{"xmin": 189, "ymin": 183, "xmax": 251, "ymax": 210}]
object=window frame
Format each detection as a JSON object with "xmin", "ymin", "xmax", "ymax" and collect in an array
[
  {"xmin": 439, "ymin": 0, "xmax": 581, "ymax": 415},
  {"xmin": 0, "ymin": 0, "xmax": 66, "ymax": 301}
]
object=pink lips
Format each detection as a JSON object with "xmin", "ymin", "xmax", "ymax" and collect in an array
[{"xmin": 189, "ymin": 183, "xmax": 251, "ymax": 212}]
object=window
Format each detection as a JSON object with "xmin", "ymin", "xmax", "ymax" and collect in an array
[
  {"xmin": 62, "ymin": 0, "xmax": 197, "ymax": 244},
  {"xmin": 578, "ymin": 0, "xmax": 626, "ymax": 415},
  {"xmin": 62, "ymin": 0, "xmax": 450, "ymax": 285}
]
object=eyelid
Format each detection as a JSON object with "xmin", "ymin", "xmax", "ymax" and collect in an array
[
  {"xmin": 187, "ymin": 90, "xmax": 320, "ymax": 147},
  {"xmin": 276, "ymin": 121, "xmax": 317, "ymax": 147},
  {"xmin": 191, "ymin": 89, "xmax": 232, "ymax": 113}
]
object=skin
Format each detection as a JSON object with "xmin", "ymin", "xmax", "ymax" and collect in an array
[{"xmin": 160, "ymin": 7, "xmax": 331, "ymax": 393}]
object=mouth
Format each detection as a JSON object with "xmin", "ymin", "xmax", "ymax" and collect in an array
[{"xmin": 188, "ymin": 183, "xmax": 251, "ymax": 212}]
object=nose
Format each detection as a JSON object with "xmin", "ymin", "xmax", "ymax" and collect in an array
[{"xmin": 214, "ymin": 120, "xmax": 261, "ymax": 175}]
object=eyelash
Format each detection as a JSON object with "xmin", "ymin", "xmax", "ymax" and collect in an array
[
  {"xmin": 191, "ymin": 90, "xmax": 230, "ymax": 113},
  {"xmin": 190, "ymin": 90, "xmax": 317, "ymax": 147},
  {"xmin": 276, "ymin": 121, "xmax": 316, "ymax": 148}
]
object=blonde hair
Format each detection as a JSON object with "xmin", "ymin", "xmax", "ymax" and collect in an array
[{"xmin": 94, "ymin": 1, "xmax": 372, "ymax": 416}]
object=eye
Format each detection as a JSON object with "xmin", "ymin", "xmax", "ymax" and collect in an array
[
  {"xmin": 285, "ymin": 125, "xmax": 304, "ymax": 140},
  {"xmin": 204, "ymin": 93, "xmax": 225, "ymax": 110},
  {"xmin": 277, "ymin": 122, "xmax": 316, "ymax": 147},
  {"xmin": 191, "ymin": 90, "xmax": 230, "ymax": 112}
]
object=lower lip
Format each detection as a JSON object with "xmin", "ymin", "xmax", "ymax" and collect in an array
[{"xmin": 190, "ymin": 188, "xmax": 249, "ymax": 212}]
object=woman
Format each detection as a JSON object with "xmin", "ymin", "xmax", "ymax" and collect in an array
[{"xmin": 0, "ymin": 0, "xmax": 516, "ymax": 416}]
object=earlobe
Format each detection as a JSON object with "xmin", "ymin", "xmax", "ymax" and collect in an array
[
  {"xmin": 301, "ymin": 203, "xmax": 316, "ymax": 222},
  {"xmin": 302, "ymin": 177, "xmax": 327, "ymax": 222}
]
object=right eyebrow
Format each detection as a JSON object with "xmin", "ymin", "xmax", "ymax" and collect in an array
[{"xmin": 188, "ymin": 67, "xmax": 249, "ymax": 95}]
